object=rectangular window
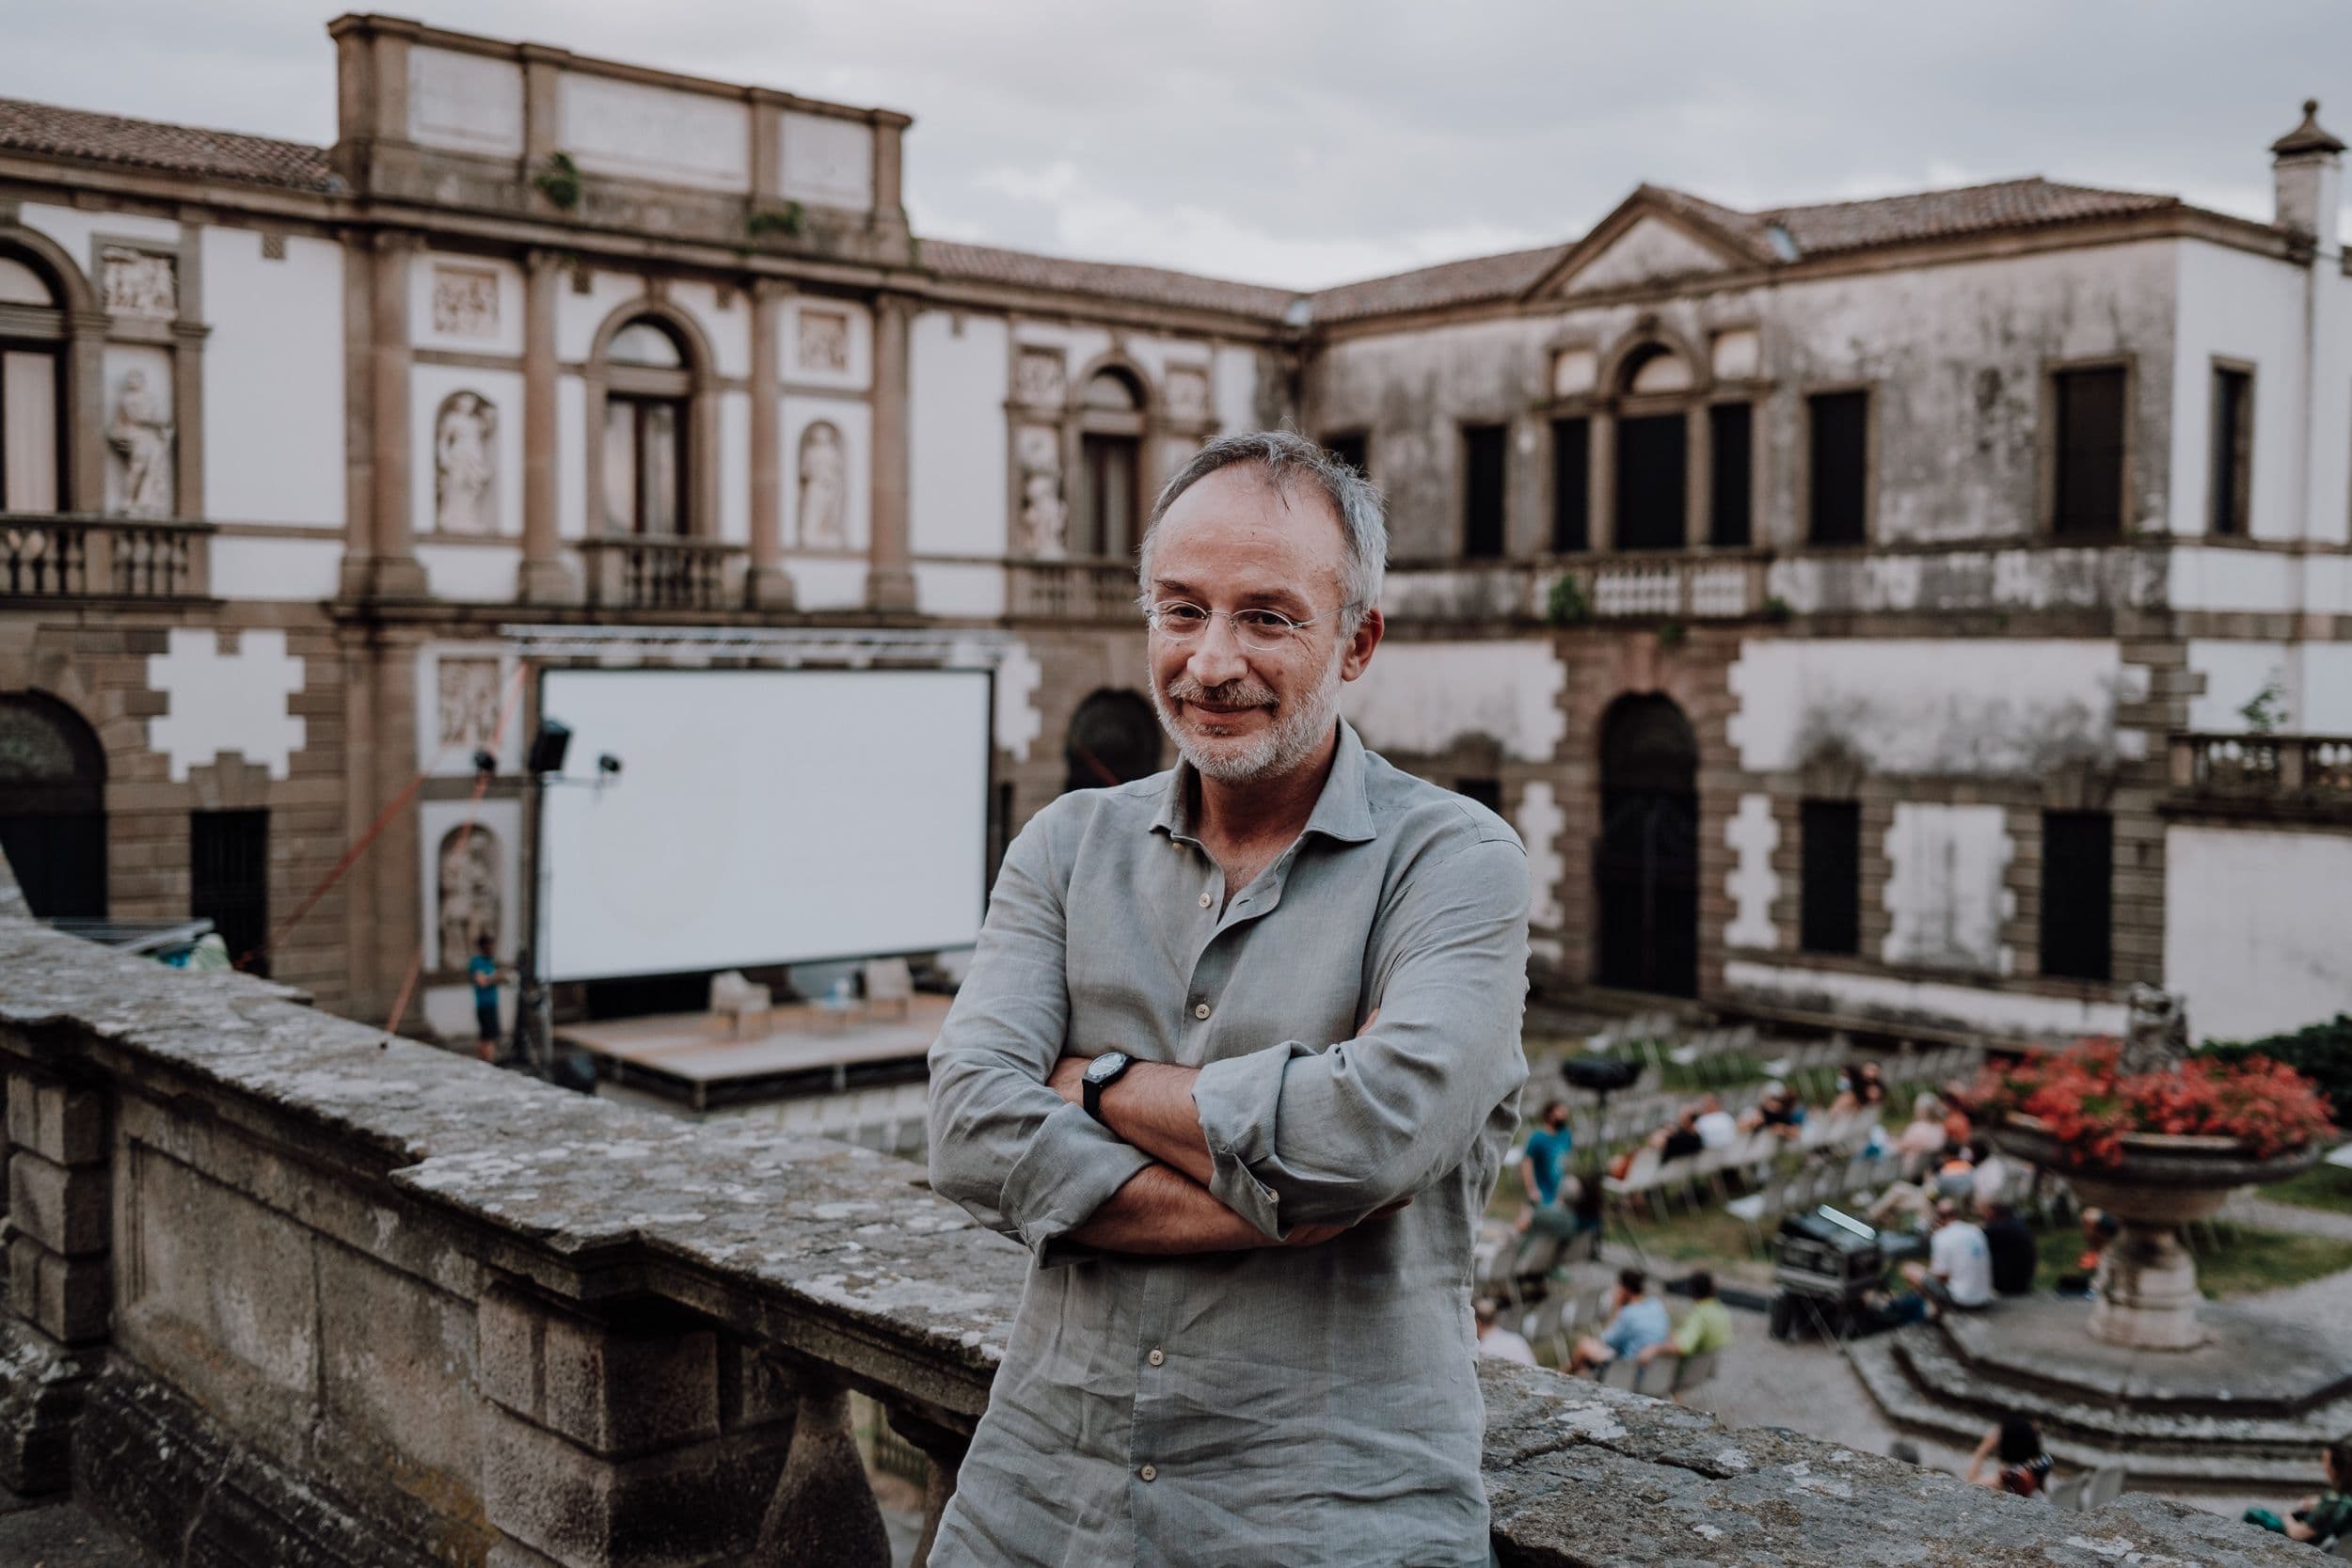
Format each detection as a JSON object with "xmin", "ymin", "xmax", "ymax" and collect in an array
[
  {"xmin": 1322, "ymin": 431, "xmax": 1368, "ymax": 475},
  {"xmin": 2, "ymin": 350, "xmax": 61, "ymax": 513},
  {"xmin": 2210, "ymin": 367, "xmax": 2251, "ymax": 537},
  {"xmin": 1613, "ymin": 413, "xmax": 1688, "ymax": 550},
  {"xmin": 1806, "ymin": 390, "xmax": 1869, "ymax": 545},
  {"xmin": 191, "ymin": 809, "xmax": 269, "ymax": 975},
  {"xmin": 2053, "ymin": 366, "xmax": 2126, "ymax": 538},
  {"xmin": 603, "ymin": 397, "xmax": 687, "ymax": 536},
  {"xmin": 1708, "ymin": 403, "xmax": 1753, "ymax": 546},
  {"xmin": 1462, "ymin": 422, "xmax": 1507, "ymax": 559},
  {"xmin": 1080, "ymin": 432, "xmax": 1140, "ymax": 558},
  {"xmin": 2040, "ymin": 810, "xmax": 2113, "ymax": 982},
  {"xmin": 1799, "ymin": 800, "xmax": 1861, "ymax": 956},
  {"xmin": 1455, "ymin": 777, "xmax": 1502, "ymax": 813},
  {"xmin": 1550, "ymin": 417, "xmax": 1590, "ymax": 552}
]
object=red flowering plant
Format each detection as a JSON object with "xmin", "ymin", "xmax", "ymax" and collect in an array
[{"xmin": 1959, "ymin": 1038, "xmax": 2335, "ymax": 1166}]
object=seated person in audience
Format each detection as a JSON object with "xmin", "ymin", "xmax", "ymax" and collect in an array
[
  {"xmin": 1692, "ymin": 1094, "xmax": 1740, "ymax": 1150},
  {"xmin": 2056, "ymin": 1210, "xmax": 2121, "ymax": 1296},
  {"xmin": 1740, "ymin": 1083, "xmax": 1806, "ymax": 1141},
  {"xmin": 1940, "ymin": 1092, "xmax": 1975, "ymax": 1151},
  {"xmin": 1966, "ymin": 1414, "xmax": 2055, "ymax": 1498},
  {"xmin": 2245, "ymin": 1436, "xmax": 2352, "ymax": 1544},
  {"xmin": 1569, "ymin": 1268, "xmax": 1670, "ymax": 1373},
  {"xmin": 1472, "ymin": 1296, "xmax": 1537, "ymax": 1367},
  {"xmin": 1636, "ymin": 1270, "xmax": 1734, "ymax": 1369},
  {"xmin": 1981, "ymin": 1200, "xmax": 2038, "ymax": 1296},
  {"xmin": 1931, "ymin": 1147, "xmax": 1979, "ymax": 1203},
  {"xmin": 1889, "ymin": 1199, "xmax": 1993, "ymax": 1322},
  {"xmin": 1515, "ymin": 1099, "xmax": 1576, "ymax": 1233},
  {"xmin": 1830, "ymin": 1059, "xmax": 1887, "ymax": 1115},
  {"xmin": 1895, "ymin": 1094, "xmax": 1952, "ymax": 1161},
  {"xmin": 1648, "ymin": 1106, "xmax": 1706, "ymax": 1163},
  {"xmin": 1968, "ymin": 1136, "xmax": 2014, "ymax": 1209}
]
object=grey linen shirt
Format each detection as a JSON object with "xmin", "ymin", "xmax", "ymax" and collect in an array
[{"xmin": 927, "ymin": 721, "xmax": 1531, "ymax": 1568}]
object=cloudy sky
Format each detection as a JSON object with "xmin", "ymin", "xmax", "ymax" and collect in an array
[{"xmin": 9, "ymin": 1, "xmax": 2349, "ymax": 290}]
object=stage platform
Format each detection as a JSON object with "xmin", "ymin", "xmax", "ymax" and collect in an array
[{"xmin": 556, "ymin": 994, "xmax": 951, "ymax": 1110}]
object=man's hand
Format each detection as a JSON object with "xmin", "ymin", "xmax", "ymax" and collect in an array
[{"xmin": 1047, "ymin": 1054, "xmax": 1089, "ymax": 1106}]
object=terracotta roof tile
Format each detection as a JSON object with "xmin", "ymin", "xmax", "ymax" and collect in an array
[
  {"xmin": 1752, "ymin": 177, "xmax": 2181, "ymax": 259},
  {"xmin": 0, "ymin": 96, "xmax": 336, "ymax": 194},
  {"xmin": 1305, "ymin": 243, "xmax": 1571, "ymax": 325},
  {"xmin": 919, "ymin": 239, "xmax": 1297, "ymax": 322}
]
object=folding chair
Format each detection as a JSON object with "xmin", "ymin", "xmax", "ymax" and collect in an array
[
  {"xmin": 2042, "ymin": 1474, "xmax": 2085, "ymax": 1511},
  {"xmin": 1599, "ymin": 1355, "xmax": 1642, "ymax": 1390},
  {"xmin": 1672, "ymin": 1350, "xmax": 1719, "ymax": 1399},
  {"xmin": 2077, "ymin": 1466, "xmax": 2126, "ymax": 1511},
  {"xmin": 1631, "ymin": 1356, "xmax": 1679, "ymax": 1398}
]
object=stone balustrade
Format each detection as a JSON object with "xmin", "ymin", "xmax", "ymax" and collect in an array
[
  {"xmin": 0, "ymin": 513, "xmax": 210, "ymax": 600},
  {"xmin": 0, "ymin": 915, "xmax": 2313, "ymax": 1568},
  {"xmin": 1006, "ymin": 560, "xmax": 1139, "ymax": 622},
  {"xmin": 579, "ymin": 535, "xmax": 744, "ymax": 612},
  {"xmin": 2172, "ymin": 731, "xmax": 2352, "ymax": 800}
]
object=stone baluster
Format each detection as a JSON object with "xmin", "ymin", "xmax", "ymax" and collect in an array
[
  {"xmin": 753, "ymin": 1365, "xmax": 891, "ymax": 1567},
  {"xmin": 886, "ymin": 1405, "xmax": 973, "ymax": 1568}
]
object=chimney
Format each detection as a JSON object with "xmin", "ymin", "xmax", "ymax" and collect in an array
[{"xmin": 2271, "ymin": 98, "xmax": 2344, "ymax": 255}]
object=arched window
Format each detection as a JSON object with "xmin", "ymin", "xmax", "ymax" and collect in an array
[
  {"xmin": 1062, "ymin": 689, "xmax": 1161, "ymax": 793},
  {"xmin": 602, "ymin": 317, "xmax": 691, "ymax": 536},
  {"xmin": 0, "ymin": 692, "xmax": 105, "ymax": 918},
  {"xmin": 0, "ymin": 249, "xmax": 66, "ymax": 514},
  {"xmin": 1076, "ymin": 367, "xmax": 1146, "ymax": 559}
]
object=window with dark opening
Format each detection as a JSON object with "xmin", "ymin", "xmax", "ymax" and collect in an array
[
  {"xmin": 1323, "ymin": 431, "xmax": 1368, "ymax": 476},
  {"xmin": 1613, "ymin": 413, "xmax": 1687, "ymax": 550},
  {"xmin": 1799, "ymin": 800, "xmax": 1861, "ymax": 956},
  {"xmin": 1462, "ymin": 422, "xmax": 1507, "ymax": 559},
  {"xmin": 1079, "ymin": 433, "xmax": 1139, "ymax": 557},
  {"xmin": 2053, "ymin": 366, "xmax": 2126, "ymax": 538},
  {"xmin": 1550, "ymin": 417, "xmax": 1590, "ymax": 553},
  {"xmin": 2040, "ymin": 810, "xmax": 2112, "ymax": 982},
  {"xmin": 191, "ymin": 809, "xmax": 269, "ymax": 974},
  {"xmin": 2210, "ymin": 368, "xmax": 2251, "ymax": 537},
  {"xmin": 1455, "ymin": 777, "xmax": 1502, "ymax": 813},
  {"xmin": 1708, "ymin": 403, "xmax": 1753, "ymax": 546},
  {"xmin": 1806, "ymin": 390, "xmax": 1868, "ymax": 545}
]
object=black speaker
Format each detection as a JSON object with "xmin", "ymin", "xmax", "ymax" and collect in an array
[
  {"xmin": 1561, "ymin": 1055, "xmax": 1642, "ymax": 1095},
  {"xmin": 528, "ymin": 720, "xmax": 571, "ymax": 776}
]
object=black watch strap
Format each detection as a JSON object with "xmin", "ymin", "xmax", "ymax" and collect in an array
[{"xmin": 1083, "ymin": 1053, "xmax": 1133, "ymax": 1124}]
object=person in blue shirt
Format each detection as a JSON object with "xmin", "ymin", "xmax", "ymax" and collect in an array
[
  {"xmin": 467, "ymin": 934, "xmax": 511, "ymax": 1062},
  {"xmin": 1517, "ymin": 1099, "xmax": 1576, "ymax": 1228},
  {"xmin": 1570, "ymin": 1268, "xmax": 1670, "ymax": 1372}
]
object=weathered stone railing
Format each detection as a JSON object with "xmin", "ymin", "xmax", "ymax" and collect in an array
[
  {"xmin": 0, "ymin": 917, "xmax": 2312, "ymax": 1568},
  {"xmin": 2171, "ymin": 731, "xmax": 2352, "ymax": 801},
  {"xmin": 579, "ymin": 535, "xmax": 743, "ymax": 612},
  {"xmin": 1006, "ymin": 560, "xmax": 1138, "ymax": 623},
  {"xmin": 0, "ymin": 513, "xmax": 211, "ymax": 600}
]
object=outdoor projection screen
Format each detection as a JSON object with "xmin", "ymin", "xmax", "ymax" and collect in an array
[{"xmin": 535, "ymin": 667, "xmax": 991, "ymax": 982}]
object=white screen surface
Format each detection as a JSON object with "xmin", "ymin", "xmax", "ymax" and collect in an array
[{"xmin": 536, "ymin": 667, "xmax": 990, "ymax": 981}]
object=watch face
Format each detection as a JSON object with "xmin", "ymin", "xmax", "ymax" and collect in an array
[{"xmin": 1085, "ymin": 1052, "xmax": 1131, "ymax": 1085}]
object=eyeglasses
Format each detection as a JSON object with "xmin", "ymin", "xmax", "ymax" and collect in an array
[{"xmin": 1143, "ymin": 600, "xmax": 1349, "ymax": 651}]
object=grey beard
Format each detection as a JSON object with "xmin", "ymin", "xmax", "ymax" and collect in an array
[{"xmin": 1152, "ymin": 652, "xmax": 1344, "ymax": 785}]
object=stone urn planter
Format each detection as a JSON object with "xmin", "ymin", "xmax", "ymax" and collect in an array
[{"xmin": 1993, "ymin": 1116, "xmax": 2319, "ymax": 1351}]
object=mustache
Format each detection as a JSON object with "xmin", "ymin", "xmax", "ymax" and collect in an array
[{"xmin": 1164, "ymin": 674, "xmax": 1278, "ymax": 709}]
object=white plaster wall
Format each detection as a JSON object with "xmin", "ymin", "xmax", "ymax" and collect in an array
[
  {"xmin": 993, "ymin": 639, "xmax": 1042, "ymax": 761},
  {"xmin": 417, "ymin": 797, "xmax": 525, "ymax": 974},
  {"xmin": 783, "ymin": 297, "xmax": 872, "ymax": 391},
  {"xmin": 146, "ymin": 627, "xmax": 306, "ymax": 782},
  {"xmin": 207, "ymin": 535, "xmax": 342, "ymax": 601},
  {"xmin": 2170, "ymin": 238, "xmax": 2310, "ymax": 541},
  {"xmin": 672, "ymin": 281, "xmax": 750, "ymax": 381},
  {"xmin": 414, "ymin": 641, "xmax": 527, "ymax": 777},
  {"xmin": 557, "ymin": 374, "xmax": 587, "ymax": 540},
  {"xmin": 1567, "ymin": 216, "xmax": 1731, "ymax": 293},
  {"xmin": 202, "ymin": 228, "xmax": 344, "ymax": 527},
  {"xmin": 2309, "ymin": 263, "xmax": 2352, "ymax": 546},
  {"xmin": 778, "ymin": 111, "xmax": 873, "ymax": 211},
  {"xmin": 914, "ymin": 562, "xmax": 1007, "ymax": 618},
  {"xmin": 408, "ymin": 47, "xmax": 523, "ymax": 157},
  {"xmin": 412, "ymin": 364, "xmax": 525, "ymax": 538},
  {"xmin": 1214, "ymin": 344, "xmax": 1263, "ymax": 436},
  {"xmin": 2185, "ymin": 640, "xmax": 2352, "ymax": 733},
  {"xmin": 412, "ymin": 251, "xmax": 524, "ymax": 356},
  {"xmin": 717, "ymin": 389, "xmax": 751, "ymax": 546},
  {"xmin": 788, "ymin": 556, "xmax": 866, "ymax": 612},
  {"xmin": 782, "ymin": 396, "xmax": 871, "ymax": 551},
  {"xmin": 1725, "ymin": 793, "xmax": 1779, "ymax": 950},
  {"xmin": 2304, "ymin": 555, "xmax": 2352, "ymax": 617},
  {"xmin": 15, "ymin": 202, "xmax": 179, "ymax": 268},
  {"xmin": 2165, "ymin": 825, "xmax": 2352, "ymax": 1040},
  {"xmin": 1727, "ymin": 639, "xmax": 2121, "ymax": 776},
  {"xmin": 1339, "ymin": 640, "xmax": 1565, "ymax": 762},
  {"xmin": 559, "ymin": 75, "xmax": 748, "ymax": 191},
  {"xmin": 418, "ymin": 542, "xmax": 523, "ymax": 603},
  {"xmin": 557, "ymin": 271, "xmax": 657, "ymax": 362},
  {"xmin": 910, "ymin": 309, "xmax": 1009, "ymax": 558},
  {"xmin": 1515, "ymin": 781, "xmax": 1565, "ymax": 932},
  {"xmin": 1724, "ymin": 958, "xmax": 2128, "ymax": 1039},
  {"xmin": 1882, "ymin": 803, "xmax": 2012, "ymax": 974},
  {"xmin": 2167, "ymin": 546, "xmax": 2296, "ymax": 613}
]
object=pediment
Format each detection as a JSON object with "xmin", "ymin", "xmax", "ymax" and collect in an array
[{"xmin": 1526, "ymin": 191, "xmax": 1765, "ymax": 300}]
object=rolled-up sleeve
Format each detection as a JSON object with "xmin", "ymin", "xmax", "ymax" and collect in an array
[
  {"xmin": 1192, "ymin": 833, "xmax": 1531, "ymax": 1235},
  {"xmin": 928, "ymin": 813, "xmax": 1152, "ymax": 1258}
]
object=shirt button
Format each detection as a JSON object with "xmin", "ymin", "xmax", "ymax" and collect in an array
[
  {"xmin": 1193, "ymin": 1002, "xmax": 1211, "ymax": 1021},
  {"xmin": 1198, "ymin": 892, "xmax": 1213, "ymax": 909},
  {"xmin": 1139, "ymin": 1463, "xmax": 1158, "ymax": 1482},
  {"xmin": 1148, "ymin": 1348, "xmax": 1165, "ymax": 1367}
]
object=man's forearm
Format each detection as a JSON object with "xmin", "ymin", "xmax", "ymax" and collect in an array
[{"xmin": 1064, "ymin": 1164, "xmax": 1267, "ymax": 1254}]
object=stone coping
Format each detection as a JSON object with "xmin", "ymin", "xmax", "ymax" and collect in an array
[{"xmin": 0, "ymin": 919, "xmax": 2321, "ymax": 1566}]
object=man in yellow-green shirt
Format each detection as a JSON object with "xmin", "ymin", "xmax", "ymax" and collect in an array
[{"xmin": 1639, "ymin": 1270, "xmax": 1735, "ymax": 1368}]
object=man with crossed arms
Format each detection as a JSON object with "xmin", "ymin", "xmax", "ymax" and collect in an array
[{"xmin": 928, "ymin": 430, "xmax": 1532, "ymax": 1566}]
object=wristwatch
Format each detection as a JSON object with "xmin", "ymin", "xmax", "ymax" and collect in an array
[{"xmin": 1082, "ymin": 1052, "xmax": 1135, "ymax": 1124}]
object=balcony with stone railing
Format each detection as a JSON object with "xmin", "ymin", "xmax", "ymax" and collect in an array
[
  {"xmin": 0, "ymin": 910, "xmax": 2310, "ymax": 1568},
  {"xmin": 2169, "ymin": 732, "xmax": 2352, "ymax": 821},
  {"xmin": 0, "ymin": 514, "xmax": 211, "ymax": 601},
  {"xmin": 579, "ymin": 535, "xmax": 745, "ymax": 613},
  {"xmin": 1006, "ymin": 560, "xmax": 1140, "ymax": 623}
]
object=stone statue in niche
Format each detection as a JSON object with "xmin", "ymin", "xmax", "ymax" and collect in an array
[
  {"xmin": 1014, "ymin": 423, "xmax": 1066, "ymax": 559},
  {"xmin": 431, "ymin": 266, "xmax": 500, "ymax": 339},
  {"xmin": 437, "ymin": 826, "xmax": 501, "ymax": 973},
  {"xmin": 106, "ymin": 368, "xmax": 173, "ymax": 517},
  {"xmin": 1014, "ymin": 349, "xmax": 1065, "ymax": 408},
  {"xmin": 798, "ymin": 421, "xmax": 849, "ymax": 548},
  {"xmin": 437, "ymin": 657, "xmax": 501, "ymax": 752},
  {"xmin": 1165, "ymin": 366, "xmax": 1210, "ymax": 424},
  {"xmin": 435, "ymin": 391, "xmax": 499, "ymax": 534},
  {"xmin": 100, "ymin": 246, "xmax": 176, "ymax": 318},
  {"xmin": 797, "ymin": 310, "xmax": 850, "ymax": 374}
]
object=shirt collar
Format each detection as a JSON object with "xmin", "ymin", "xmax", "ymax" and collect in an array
[{"xmin": 1150, "ymin": 719, "xmax": 1378, "ymax": 847}]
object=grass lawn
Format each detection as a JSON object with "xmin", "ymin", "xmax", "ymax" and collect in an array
[
  {"xmin": 2029, "ymin": 1220, "xmax": 2352, "ymax": 1300},
  {"xmin": 2257, "ymin": 1156, "xmax": 2352, "ymax": 1218}
]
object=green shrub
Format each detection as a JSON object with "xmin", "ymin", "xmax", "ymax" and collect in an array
[
  {"xmin": 747, "ymin": 201, "xmax": 806, "ymax": 240},
  {"xmin": 1545, "ymin": 573, "xmax": 1591, "ymax": 626},
  {"xmin": 2198, "ymin": 1013, "xmax": 2352, "ymax": 1124},
  {"xmin": 532, "ymin": 151, "xmax": 582, "ymax": 211}
]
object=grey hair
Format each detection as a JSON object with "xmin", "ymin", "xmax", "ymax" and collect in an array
[{"xmin": 1135, "ymin": 429, "xmax": 1387, "ymax": 632}]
